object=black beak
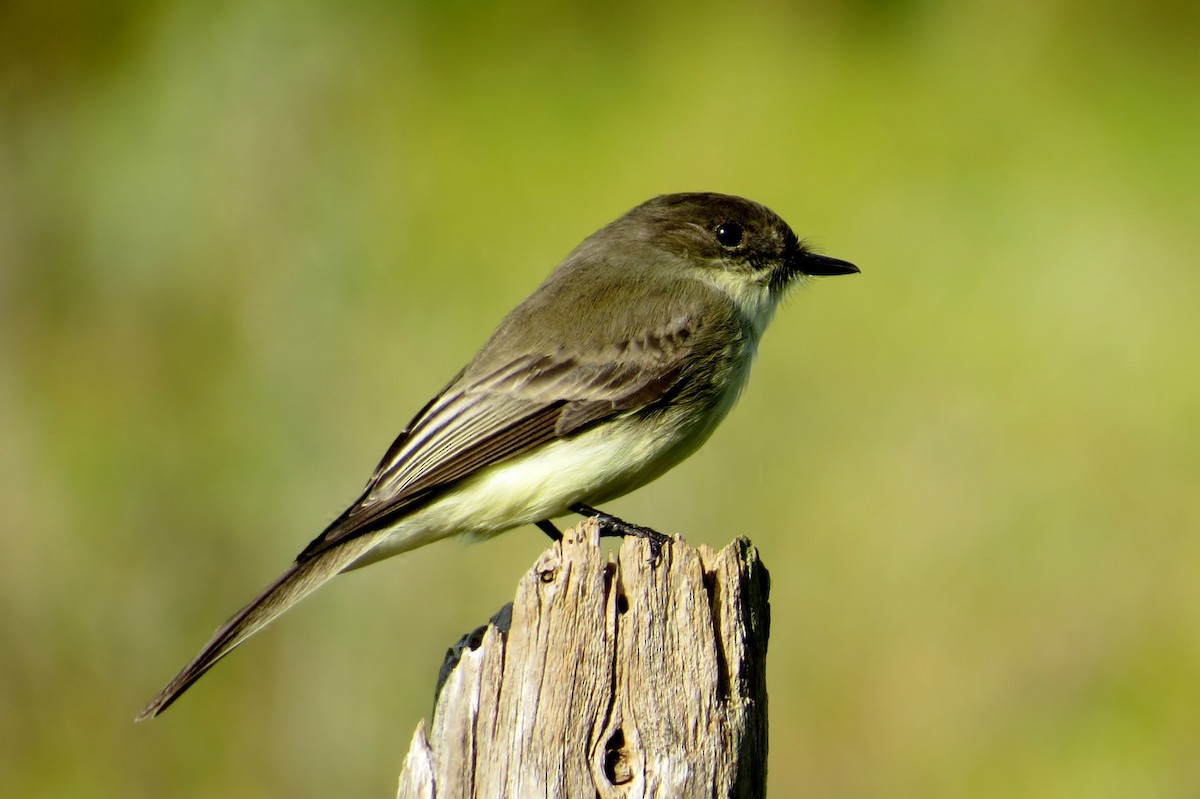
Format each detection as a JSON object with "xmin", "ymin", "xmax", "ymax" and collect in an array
[{"xmin": 801, "ymin": 252, "xmax": 859, "ymax": 276}]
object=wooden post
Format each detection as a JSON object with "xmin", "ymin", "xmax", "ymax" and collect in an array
[{"xmin": 396, "ymin": 518, "xmax": 771, "ymax": 799}]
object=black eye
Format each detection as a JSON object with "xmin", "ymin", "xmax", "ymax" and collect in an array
[{"xmin": 715, "ymin": 221, "xmax": 743, "ymax": 248}]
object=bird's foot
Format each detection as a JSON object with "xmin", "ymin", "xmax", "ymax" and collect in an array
[
  {"xmin": 535, "ymin": 519, "xmax": 563, "ymax": 541},
  {"xmin": 568, "ymin": 502, "xmax": 673, "ymax": 562}
]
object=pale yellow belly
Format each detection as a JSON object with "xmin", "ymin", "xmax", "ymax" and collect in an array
[{"xmin": 348, "ymin": 345, "xmax": 754, "ymax": 569}]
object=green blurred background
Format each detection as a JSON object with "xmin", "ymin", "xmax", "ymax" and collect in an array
[{"xmin": 2, "ymin": 0, "xmax": 1198, "ymax": 796}]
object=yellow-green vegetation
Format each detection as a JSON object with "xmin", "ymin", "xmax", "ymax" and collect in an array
[{"xmin": 2, "ymin": 1, "xmax": 1197, "ymax": 796}]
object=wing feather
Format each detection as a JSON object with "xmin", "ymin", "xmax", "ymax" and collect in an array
[{"xmin": 297, "ymin": 314, "xmax": 703, "ymax": 561}]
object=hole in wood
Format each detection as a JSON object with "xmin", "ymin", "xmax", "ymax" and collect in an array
[
  {"xmin": 702, "ymin": 568, "xmax": 716, "ymax": 605},
  {"xmin": 603, "ymin": 728, "xmax": 633, "ymax": 785},
  {"xmin": 604, "ymin": 563, "xmax": 628, "ymax": 614}
]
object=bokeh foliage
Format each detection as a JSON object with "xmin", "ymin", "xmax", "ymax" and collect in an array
[{"xmin": 2, "ymin": 1, "xmax": 1198, "ymax": 796}]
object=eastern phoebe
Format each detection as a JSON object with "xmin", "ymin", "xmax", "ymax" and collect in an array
[{"xmin": 138, "ymin": 192, "xmax": 857, "ymax": 719}]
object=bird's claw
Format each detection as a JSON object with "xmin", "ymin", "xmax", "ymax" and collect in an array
[{"xmin": 568, "ymin": 503, "xmax": 672, "ymax": 564}]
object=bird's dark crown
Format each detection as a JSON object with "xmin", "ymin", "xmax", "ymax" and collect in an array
[{"xmin": 620, "ymin": 192, "xmax": 803, "ymax": 276}]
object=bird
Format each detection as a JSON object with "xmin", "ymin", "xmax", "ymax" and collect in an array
[{"xmin": 137, "ymin": 192, "xmax": 858, "ymax": 719}]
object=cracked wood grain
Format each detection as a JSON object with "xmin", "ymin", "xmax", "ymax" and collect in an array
[{"xmin": 397, "ymin": 518, "xmax": 770, "ymax": 799}]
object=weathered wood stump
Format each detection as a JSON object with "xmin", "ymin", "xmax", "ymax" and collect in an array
[{"xmin": 396, "ymin": 518, "xmax": 771, "ymax": 799}]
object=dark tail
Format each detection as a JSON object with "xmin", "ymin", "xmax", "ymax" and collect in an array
[{"xmin": 136, "ymin": 532, "xmax": 383, "ymax": 720}]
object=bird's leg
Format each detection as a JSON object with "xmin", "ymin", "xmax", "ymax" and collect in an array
[
  {"xmin": 535, "ymin": 519, "xmax": 563, "ymax": 541},
  {"xmin": 568, "ymin": 502, "xmax": 672, "ymax": 560}
]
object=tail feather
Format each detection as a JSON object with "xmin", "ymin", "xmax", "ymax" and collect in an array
[{"xmin": 136, "ymin": 533, "xmax": 382, "ymax": 720}]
